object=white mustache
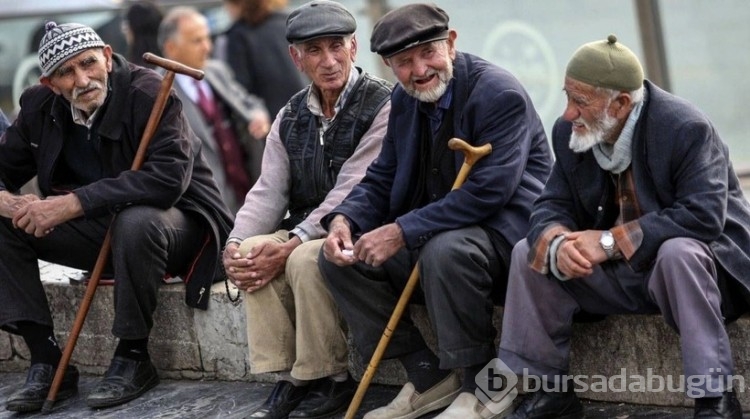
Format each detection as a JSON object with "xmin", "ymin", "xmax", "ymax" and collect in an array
[{"xmin": 72, "ymin": 82, "xmax": 102, "ymax": 100}]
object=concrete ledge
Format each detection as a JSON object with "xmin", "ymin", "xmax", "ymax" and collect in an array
[{"xmin": 1, "ymin": 263, "xmax": 749, "ymax": 408}]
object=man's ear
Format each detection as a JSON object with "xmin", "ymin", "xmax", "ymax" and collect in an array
[
  {"xmin": 349, "ymin": 35, "xmax": 358, "ymax": 62},
  {"xmin": 288, "ymin": 44, "xmax": 303, "ymax": 72},
  {"xmin": 613, "ymin": 93, "xmax": 634, "ymax": 119},
  {"xmin": 102, "ymin": 45, "xmax": 114, "ymax": 72},
  {"xmin": 39, "ymin": 76, "xmax": 61, "ymax": 95},
  {"xmin": 382, "ymin": 56, "xmax": 391, "ymax": 69},
  {"xmin": 446, "ymin": 29, "xmax": 458, "ymax": 60}
]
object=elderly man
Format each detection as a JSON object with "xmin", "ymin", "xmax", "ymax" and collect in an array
[
  {"xmin": 319, "ymin": 3, "xmax": 551, "ymax": 418},
  {"xmin": 221, "ymin": 1, "xmax": 391, "ymax": 418},
  {"xmin": 159, "ymin": 6, "xmax": 271, "ymax": 213},
  {"xmin": 495, "ymin": 35, "xmax": 749, "ymax": 419},
  {"xmin": 0, "ymin": 22, "xmax": 232, "ymax": 411}
]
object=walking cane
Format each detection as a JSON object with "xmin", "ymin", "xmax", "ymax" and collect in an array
[
  {"xmin": 344, "ymin": 138, "xmax": 493, "ymax": 419},
  {"xmin": 42, "ymin": 53, "xmax": 204, "ymax": 413}
]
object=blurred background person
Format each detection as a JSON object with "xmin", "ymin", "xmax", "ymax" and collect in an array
[
  {"xmin": 122, "ymin": 0, "xmax": 165, "ymax": 68},
  {"xmin": 159, "ymin": 6, "xmax": 271, "ymax": 213},
  {"xmin": 217, "ymin": 0, "xmax": 306, "ymax": 118}
]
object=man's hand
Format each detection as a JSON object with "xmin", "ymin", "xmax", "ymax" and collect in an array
[
  {"xmin": 11, "ymin": 194, "xmax": 83, "ymax": 237},
  {"xmin": 0, "ymin": 191, "xmax": 40, "ymax": 219},
  {"xmin": 322, "ymin": 215, "xmax": 356, "ymax": 266},
  {"xmin": 247, "ymin": 110, "xmax": 271, "ymax": 139},
  {"xmin": 223, "ymin": 237, "xmax": 300, "ymax": 293},
  {"xmin": 353, "ymin": 222, "xmax": 405, "ymax": 267},
  {"xmin": 555, "ymin": 230, "xmax": 609, "ymax": 278}
]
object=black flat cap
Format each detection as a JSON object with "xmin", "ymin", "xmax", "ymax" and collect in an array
[
  {"xmin": 286, "ymin": 0, "xmax": 356, "ymax": 43},
  {"xmin": 370, "ymin": 3, "xmax": 449, "ymax": 58}
]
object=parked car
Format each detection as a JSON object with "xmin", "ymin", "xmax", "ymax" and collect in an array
[{"xmin": 0, "ymin": 0, "xmax": 225, "ymax": 114}]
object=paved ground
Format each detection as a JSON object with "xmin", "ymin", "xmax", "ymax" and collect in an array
[{"xmin": 0, "ymin": 371, "xmax": 713, "ymax": 419}]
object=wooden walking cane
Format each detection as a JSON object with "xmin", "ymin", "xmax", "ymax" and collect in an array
[
  {"xmin": 42, "ymin": 53, "xmax": 204, "ymax": 413},
  {"xmin": 344, "ymin": 138, "xmax": 493, "ymax": 419}
]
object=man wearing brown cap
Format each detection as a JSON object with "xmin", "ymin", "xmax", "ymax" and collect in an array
[
  {"xmin": 0, "ymin": 22, "xmax": 232, "ymax": 411},
  {"xmin": 319, "ymin": 3, "xmax": 551, "ymax": 418},
  {"xmin": 222, "ymin": 1, "xmax": 392, "ymax": 418},
  {"xmin": 492, "ymin": 35, "xmax": 750, "ymax": 419}
]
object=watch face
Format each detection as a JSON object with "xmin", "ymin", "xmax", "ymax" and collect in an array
[{"xmin": 601, "ymin": 233, "xmax": 614, "ymax": 247}]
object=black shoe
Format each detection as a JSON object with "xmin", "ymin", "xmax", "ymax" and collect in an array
[
  {"xmin": 289, "ymin": 375, "xmax": 356, "ymax": 418},
  {"xmin": 246, "ymin": 380, "xmax": 310, "ymax": 419},
  {"xmin": 6, "ymin": 363, "xmax": 79, "ymax": 412},
  {"xmin": 508, "ymin": 387, "xmax": 584, "ymax": 419},
  {"xmin": 86, "ymin": 356, "xmax": 160, "ymax": 409},
  {"xmin": 694, "ymin": 391, "xmax": 742, "ymax": 418}
]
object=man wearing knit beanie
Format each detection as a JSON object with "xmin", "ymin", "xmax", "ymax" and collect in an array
[
  {"xmin": 0, "ymin": 21, "xmax": 232, "ymax": 412},
  {"xmin": 493, "ymin": 35, "xmax": 748, "ymax": 419}
]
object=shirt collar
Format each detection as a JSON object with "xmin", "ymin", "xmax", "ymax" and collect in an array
[
  {"xmin": 307, "ymin": 64, "xmax": 359, "ymax": 122},
  {"xmin": 417, "ymin": 80, "xmax": 454, "ymax": 116}
]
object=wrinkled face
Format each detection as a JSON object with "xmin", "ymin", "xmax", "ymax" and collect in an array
[
  {"xmin": 164, "ymin": 14, "xmax": 212, "ymax": 70},
  {"xmin": 563, "ymin": 77, "xmax": 620, "ymax": 153},
  {"xmin": 41, "ymin": 46, "xmax": 113, "ymax": 116},
  {"xmin": 290, "ymin": 35, "xmax": 357, "ymax": 97},
  {"xmin": 386, "ymin": 33, "xmax": 456, "ymax": 103}
]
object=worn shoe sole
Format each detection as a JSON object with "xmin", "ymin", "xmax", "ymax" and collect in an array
[
  {"xmin": 6, "ymin": 387, "xmax": 78, "ymax": 412},
  {"xmin": 86, "ymin": 374, "xmax": 160, "ymax": 409}
]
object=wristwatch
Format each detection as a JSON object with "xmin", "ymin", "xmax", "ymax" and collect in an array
[{"xmin": 599, "ymin": 230, "xmax": 615, "ymax": 259}]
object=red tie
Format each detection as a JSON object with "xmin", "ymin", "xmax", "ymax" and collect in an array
[
  {"xmin": 193, "ymin": 80, "xmax": 252, "ymax": 203},
  {"xmin": 194, "ymin": 80, "xmax": 218, "ymax": 120}
]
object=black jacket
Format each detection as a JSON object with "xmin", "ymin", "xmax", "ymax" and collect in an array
[{"xmin": 0, "ymin": 54, "xmax": 233, "ymax": 309}]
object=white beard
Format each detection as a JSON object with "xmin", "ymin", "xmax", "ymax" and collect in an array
[
  {"xmin": 569, "ymin": 111, "xmax": 618, "ymax": 153},
  {"xmin": 403, "ymin": 64, "xmax": 453, "ymax": 103}
]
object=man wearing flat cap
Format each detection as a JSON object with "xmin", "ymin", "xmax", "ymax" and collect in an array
[
  {"xmin": 0, "ymin": 21, "xmax": 232, "ymax": 411},
  {"xmin": 490, "ymin": 35, "xmax": 750, "ymax": 418},
  {"xmin": 320, "ymin": 3, "xmax": 552, "ymax": 418},
  {"xmin": 222, "ymin": 1, "xmax": 392, "ymax": 418}
]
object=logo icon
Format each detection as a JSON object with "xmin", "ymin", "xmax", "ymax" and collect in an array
[{"xmin": 475, "ymin": 358, "xmax": 519, "ymax": 415}]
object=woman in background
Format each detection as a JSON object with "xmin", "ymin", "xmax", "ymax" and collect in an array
[{"xmin": 122, "ymin": 0, "xmax": 164, "ymax": 68}]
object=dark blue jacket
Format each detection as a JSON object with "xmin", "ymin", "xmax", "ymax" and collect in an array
[
  {"xmin": 530, "ymin": 81, "xmax": 750, "ymax": 304},
  {"xmin": 325, "ymin": 52, "xmax": 552, "ymax": 249}
]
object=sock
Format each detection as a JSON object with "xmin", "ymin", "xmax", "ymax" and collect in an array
[
  {"xmin": 278, "ymin": 371, "xmax": 309, "ymax": 387},
  {"xmin": 330, "ymin": 371, "xmax": 349, "ymax": 382},
  {"xmin": 462, "ymin": 363, "xmax": 486, "ymax": 393},
  {"xmin": 114, "ymin": 338, "xmax": 150, "ymax": 361},
  {"xmin": 17, "ymin": 321, "xmax": 62, "ymax": 366},
  {"xmin": 399, "ymin": 348, "xmax": 449, "ymax": 393}
]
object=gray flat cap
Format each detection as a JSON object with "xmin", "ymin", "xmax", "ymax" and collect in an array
[
  {"xmin": 370, "ymin": 3, "xmax": 449, "ymax": 58},
  {"xmin": 286, "ymin": 0, "xmax": 356, "ymax": 43}
]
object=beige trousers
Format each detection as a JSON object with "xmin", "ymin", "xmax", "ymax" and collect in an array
[{"xmin": 242, "ymin": 231, "xmax": 349, "ymax": 380}]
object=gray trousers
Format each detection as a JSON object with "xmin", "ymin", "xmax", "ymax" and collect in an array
[
  {"xmin": 319, "ymin": 226, "xmax": 506, "ymax": 369},
  {"xmin": 0, "ymin": 206, "xmax": 204, "ymax": 340},
  {"xmin": 499, "ymin": 238, "xmax": 734, "ymax": 397}
]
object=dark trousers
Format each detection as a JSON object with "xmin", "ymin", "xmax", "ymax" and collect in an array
[
  {"xmin": 0, "ymin": 206, "xmax": 204, "ymax": 340},
  {"xmin": 319, "ymin": 226, "xmax": 507, "ymax": 370}
]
